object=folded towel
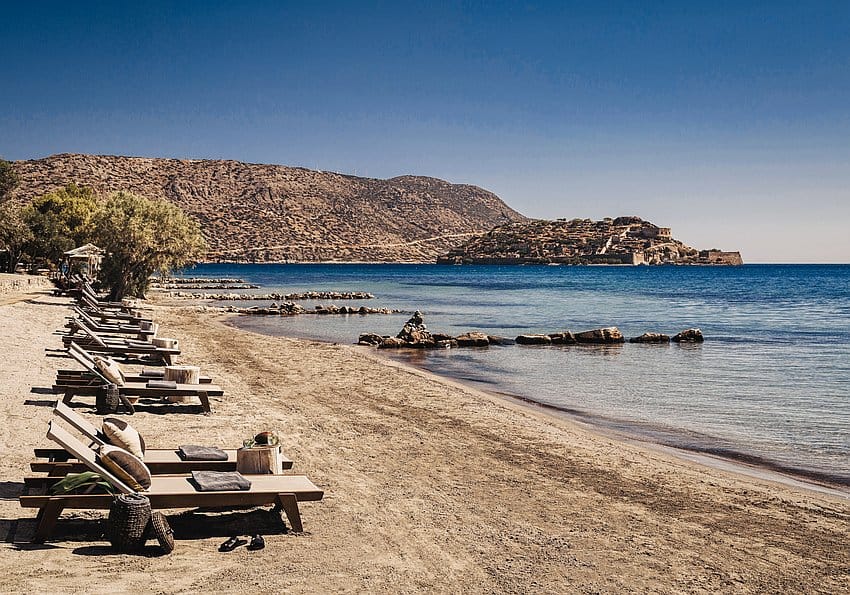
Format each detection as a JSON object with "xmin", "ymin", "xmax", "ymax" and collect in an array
[
  {"xmin": 140, "ymin": 369, "xmax": 165, "ymax": 378},
  {"xmin": 146, "ymin": 380, "xmax": 177, "ymax": 389},
  {"xmin": 178, "ymin": 445, "xmax": 229, "ymax": 461},
  {"xmin": 190, "ymin": 470, "xmax": 251, "ymax": 492}
]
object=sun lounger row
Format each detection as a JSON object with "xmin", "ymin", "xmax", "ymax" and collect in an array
[{"xmin": 19, "ymin": 280, "xmax": 323, "ymax": 543}]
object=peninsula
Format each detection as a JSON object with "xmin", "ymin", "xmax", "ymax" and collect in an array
[{"xmin": 438, "ymin": 216, "xmax": 743, "ymax": 265}]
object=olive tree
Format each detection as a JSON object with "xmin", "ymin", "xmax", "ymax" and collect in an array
[
  {"xmin": 94, "ymin": 191, "xmax": 206, "ymax": 299},
  {"xmin": 0, "ymin": 202, "xmax": 33, "ymax": 272},
  {"xmin": 23, "ymin": 184, "xmax": 101, "ymax": 265},
  {"xmin": 0, "ymin": 159, "xmax": 18, "ymax": 201}
]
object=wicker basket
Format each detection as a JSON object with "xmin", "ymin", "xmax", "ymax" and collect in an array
[
  {"xmin": 107, "ymin": 493, "xmax": 151, "ymax": 553},
  {"xmin": 96, "ymin": 383, "xmax": 120, "ymax": 414},
  {"xmin": 147, "ymin": 511, "xmax": 175, "ymax": 554}
]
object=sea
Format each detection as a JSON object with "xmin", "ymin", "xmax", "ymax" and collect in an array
[{"xmin": 182, "ymin": 263, "xmax": 850, "ymax": 488}]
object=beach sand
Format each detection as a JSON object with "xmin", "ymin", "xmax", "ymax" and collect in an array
[{"xmin": 0, "ymin": 290, "xmax": 848, "ymax": 593}]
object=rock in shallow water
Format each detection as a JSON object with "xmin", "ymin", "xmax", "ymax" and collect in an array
[
  {"xmin": 456, "ymin": 332, "xmax": 490, "ymax": 347},
  {"xmin": 629, "ymin": 332, "xmax": 670, "ymax": 344},
  {"xmin": 358, "ymin": 333, "xmax": 384, "ymax": 346},
  {"xmin": 574, "ymin": 327, "xmax": 625, "ymax": 344},
  {"xmin": 548, "ymin": 331, "xmax": 577, "ymax": 345},
  {"xmin": 672, "ymin": 328, "xmax": 704, "ymax": 343},
  {"xmin": 515, "ymin": 334, "xmax": 553, "ymax": 345},
  {"xmin": 396, "ymin": 310, "xmax": 434, "ymax": 346}
]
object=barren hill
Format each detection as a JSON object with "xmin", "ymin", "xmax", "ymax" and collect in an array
[
  {"xmin": 438, "ymin": 216, "xmax": 743, "ymax": 265},
  {"xmin": 9, "ymin": 154, "xmax": 525, "ymax": 262}
]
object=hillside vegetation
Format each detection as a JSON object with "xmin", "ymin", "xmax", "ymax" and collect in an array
[{"xmin": 10, "ymin": 154, "xmax": 525, "ymax": 262}]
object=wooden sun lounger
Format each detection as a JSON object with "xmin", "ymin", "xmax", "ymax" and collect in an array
[
  {"xmin": 66, "ymin": 307, "xmax": 158, "ymax": 336},
  {"xmin": 55, "ymin": 343, "xmax": 219, "ymax": 413},
  {"xmin": 20, "ymin": 423, "xmax": 322, "ymax": 542},
  {"xmin": 55, "ymin": 343, "xmax": 213, "ymax": 385},
  {"xmin": 80, "ymin": 285, "xmax": 126, "ymax": 309},
  {"xmin": 30, "ymin": 402, "xmax": 293, "ymax": 474},
  {"xmin": 78, "ymin": 298, "xmax": 152, "ymax": 323},
  {"xmin": 61, "ymin": 324, "xmax": 179, "ymax": 365}
]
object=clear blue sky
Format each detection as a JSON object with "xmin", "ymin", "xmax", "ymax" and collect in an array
[{"xmin": 2, "ymin": 1, "xmax": 849, "ymax": 262}]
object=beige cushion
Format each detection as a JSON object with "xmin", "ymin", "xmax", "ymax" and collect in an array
[
  {"xmin": 102, "ymin": 417, "xmax": 146, "ymax": 459},
  {"xmin": 93, "ymin": 356, "xmax": 125, "ymax": 386},
  {"xmin": 99, "ymin": 445, "xmax": 151, "ymax": 491}
]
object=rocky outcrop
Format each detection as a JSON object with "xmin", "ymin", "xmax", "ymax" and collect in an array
[
  {"xmin": 168, "ymin": 291, "xmax": 375, "ymax": 300},
  {"xmin": 363, "ymin": 313, "xmax": 514, "ymax": 349},
  {"xmin": 455, "ymin": 332, "xmax": 491, "ymax": 347},
  {"xmin": 396, "ymin": 311, "xmax": 433, "ymax": 345},
  {"xmin": 629, "ymin": 332, "xmax": 671, "ymax": 344},
  {"xmin": 574, "ymin": 327, "xmax": 625, "ymax": 344},
  {"xmin": 548, "ymin": 332, "xmax": 577, "ymax": 345},
  {"xmin": 10, "ymin": 154, "xmax": 525, "ymax": 263},
  {"xmin": 226, "ymin": 303, "xmax": 399, "ymax": 316},
  {"xmin": 672, "ymin": 328, "xmax": 705, "ymax": 343},
  {"xmin": 438, "ymin": 216, "xmax": 742, "ymax": 266},
  {"xmin": 516, "ymin": 334, "xmax": 553, "ymax": 345},
  {"xmin": 357, "ymin": 333, "xmax": 385, "ymax": 346}
]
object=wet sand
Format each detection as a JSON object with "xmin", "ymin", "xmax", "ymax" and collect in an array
[{"xmin": 0, "ymin": 291, "xmax": 848, "ymax": 593}]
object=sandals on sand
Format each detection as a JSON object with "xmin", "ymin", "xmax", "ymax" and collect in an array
[
  {"xmin": 219, "ymin": 535, "xmax": 264, "ymax": 552},
  {"xmin": 247, "ymin": 535, "xmax": 265, "ymax": 551},
  {"xmin": 219, "ymin": 536, "xmax": 247, "ymax": 552}
]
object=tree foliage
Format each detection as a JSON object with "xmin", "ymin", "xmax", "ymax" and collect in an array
[
  {"xmin": 0, "ymin": 202, "xmax": 33, "ymax": 272},
  {"xmin": 0, "ymin": 159, "xmax": 18, "ymax": 201},
  {"xmin": 94, "ymin": 191, "xmax": 206, "ymax": 299},
  {"xmin": 22, "ymin": 184, "xmax": 101, "ymax": 264}
]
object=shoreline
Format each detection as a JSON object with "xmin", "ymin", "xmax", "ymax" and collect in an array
[
  {"xmin": 223, "ymin": 313, "xmax": 850, "ymax": 499},
  {"xmin": 4, "ymin": 292, "xmax": 850, "ymax": 592}
]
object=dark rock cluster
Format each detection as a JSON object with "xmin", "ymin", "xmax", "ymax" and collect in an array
[
  {"xmin": 226, "ymin": 302, "xmax": 399, "ymax": 316},
  {"xmin": 360, "ymin": 314, "xmax": 705, "ymax": 350},
  {"xmin": 171, "ymin": 291, "xmax": 375, "ymax": 301}
]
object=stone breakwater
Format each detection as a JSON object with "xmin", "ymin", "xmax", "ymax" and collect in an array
[
  {"xmin": 210, "ymin": 302, "xmax": 400, "ymax": 316},
  {"xmin": 152, "ymin": 277, "xmax": 261, "ymax": 290},
  {"xmin": 158, "ymin": 284, "xmax": 262, "ymax": 290},
  {"xmin": 153, "ymin": 277, "xmax": 248, "ymax": 284},
  {"xmin": 360, "ymin": 312, "xmax": 704, "ymax": 349},
  {"xmin": 170, "ymin": 291, "xmax": 375, "ymax": 301},
  {"xmin": 0, "ymin": 273, "xmax": 53, "ymax": 296}
]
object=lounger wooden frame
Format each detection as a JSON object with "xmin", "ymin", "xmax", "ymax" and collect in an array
[
  {"xmin": 55, "ymin": 342, "xmax": 218, "ymax": 413},
  {"xmin": 66, "ymin": 307, "xmax": 157, "ymax": 337},
  {"xmin": 61, "ymin": 324, "xmax": 179, "ymax": 365},
  {"xmin": 30, "ymin": 402, "xmax": 292, "ymax": 474},
  {"xmin": 55, "ymin": 343, "xmax": 213, "ymax": 385},
  {"xmin": 20, "ymin": 422, "xmax": 322, "ymax": 542}
]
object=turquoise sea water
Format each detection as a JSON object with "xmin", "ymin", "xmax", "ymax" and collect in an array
[{"xmin": 185, "ymin": 263, "xmax": 850, "ymax": 486}]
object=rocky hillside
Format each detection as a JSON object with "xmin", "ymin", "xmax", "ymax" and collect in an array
[
  {"xmin": 438, "ymin": 216, "xmax": 743, "ymax": 265},
  {"xmin": 9, "ymin": 154, "xmax": 525, "ymax": 262}
]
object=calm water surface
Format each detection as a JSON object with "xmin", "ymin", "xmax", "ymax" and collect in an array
[{"xmin": 185, "ymin": 263, "xmax": 850, "ymax": 486}]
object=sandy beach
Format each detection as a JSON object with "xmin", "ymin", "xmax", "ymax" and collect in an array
[{"xmin": 1, "ymin": 286, "xmax": 848, "ymax": 594}]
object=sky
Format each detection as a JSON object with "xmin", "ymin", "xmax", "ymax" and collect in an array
[{"xmin": 2, "ymin": 1, "xmax": 849, "ymax": 262}]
